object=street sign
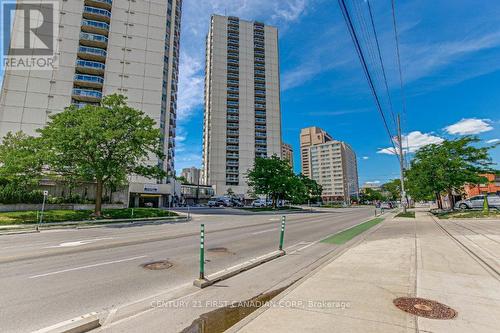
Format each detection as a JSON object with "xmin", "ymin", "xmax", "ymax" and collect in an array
[{"xmin": 43, "ymin": 190, "xmax": 48, "ymax": 196}]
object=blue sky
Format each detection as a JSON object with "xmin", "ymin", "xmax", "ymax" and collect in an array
[{"xmin": 1, "ymin": 0, "xmax": 499, "ymax": 186}]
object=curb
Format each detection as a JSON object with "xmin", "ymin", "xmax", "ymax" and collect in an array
[
  {"xmin": 0, "ymin": 216, "xmax": 189, "ymax": 235},
  {"xmin": 32, "ymin": 312, "xmax": 100, "ymax": 333},
  {"xmin": 193, "ymin": 250, "xmax": 286, "ymax": 288}
]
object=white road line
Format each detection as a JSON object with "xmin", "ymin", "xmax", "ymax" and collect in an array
[
  {"xmin": 45, "ymin": 237, "xmax": 114, "ymax": 248},
  {"xmin": 29, "ymin": 255, "xmax": 147, "ymax": 279},
  {"xmin": 289, "ymin": 241, "xmax": 318, "ymax": 254},
  {"xmin": 251, "ymin": 228, "xmax": 277, "ymax": 235}
]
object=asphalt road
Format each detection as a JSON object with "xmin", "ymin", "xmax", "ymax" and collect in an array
[{"xmin": 0, "ymin": 207, "xmax": 374, "ymax": 332}]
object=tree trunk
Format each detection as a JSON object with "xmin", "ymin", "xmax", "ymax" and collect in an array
[
  {"xmin": 435, "ymin": 192, "xmax": 443, "ymax": 210},
  {"xmin": 95, "ymin": 179, "xmax": 103, "ymax": 217},
  {"xmin": 447, "ymin": 189, "xmax": 455, "ymax": 210}
]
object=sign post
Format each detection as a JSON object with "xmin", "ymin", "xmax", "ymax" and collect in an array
[{"xmin": 37, "ymin": 190, "xmax": 48, "ymax": 231}]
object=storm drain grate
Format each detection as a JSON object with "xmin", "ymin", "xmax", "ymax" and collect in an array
[
  {"xmin": 141, "ymin": 260, "xmax": 173, "ymax": 270},
  {"xmin": 393, "ymin": 297, "xmax": 457, "ymax": 320},
  {"xmin": 207, "ymin": 247, "xmax": 229, "ymax": 253}
]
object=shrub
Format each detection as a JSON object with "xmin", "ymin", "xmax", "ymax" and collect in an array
[{"xmin": 0, "ymin": 185, "xmax": 44, "ymax": 204}]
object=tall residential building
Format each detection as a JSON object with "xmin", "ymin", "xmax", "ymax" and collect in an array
[
  {"xmin": 309, "ymin": 140, "xmax": 359, "ymax": 202},
  {"xmin": 281, "ymin": 142, "xmax": 293, "ymax": 169},
  {"xmin": 202, "ymin": 15, "xmax": 282, "ymax": 197},
  {"xmin": 181, "ymin": 167, "xmax": 201, "ymax": 185},
  {"xmin": 0, "ymin": 0, "xmax": 182, "ymax": 206},
  {"xmin": 300, "ymin": 126, "xmax": 333, "ymax": 177}
]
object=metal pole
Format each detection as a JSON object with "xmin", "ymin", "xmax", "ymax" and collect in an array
[
  {"xmin": 397, "ymin": 114, "xmax": 407, "ymax": 213},
  {"xmin": 38, "ymin": 192, "xmax": 47, "ymax": 230},
  {"xmin": 199, "ymin": 224, "xmax": 205, "ymax": 280},
  {"xmin": 279, "ymin": 216, "xmax": 286, "ymax": 251},
  {"xmin": 187, "ymin": 205, "xmax": 191, "ymax": 219}
]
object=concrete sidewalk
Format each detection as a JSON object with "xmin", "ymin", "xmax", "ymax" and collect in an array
[{"xmin": 230, "ymin": 212, "xmax": 500, "ymax": 333}]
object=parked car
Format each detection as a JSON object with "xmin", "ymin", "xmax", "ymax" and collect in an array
[
  {"xmin": 252, "ymin": 199, "xmax": 267, "ymax": 207},
  {"xmin": 380, "ymin": 202, "xmax": 392, "ymax": 209},
  {"xmin": 455, "ymin": 195, "xmax": 500, "ymax": 210}
]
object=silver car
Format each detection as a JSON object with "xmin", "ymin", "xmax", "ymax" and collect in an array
[{"xmin": 455, "ymin": 195, "xmax": 500, "ymax": 210}]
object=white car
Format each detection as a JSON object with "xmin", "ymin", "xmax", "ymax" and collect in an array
[
  {"xmin": 252, "ymin": 199, "xmax": 268, "ymax": 207},
  {"xmin": 455, "ymin": 195, "xmax": 500, "ymax": 210}
]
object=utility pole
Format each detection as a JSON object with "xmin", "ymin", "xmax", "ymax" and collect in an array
[{"xmin": 397, "ymin": 114, "xmax": 407, "ymax": 213}]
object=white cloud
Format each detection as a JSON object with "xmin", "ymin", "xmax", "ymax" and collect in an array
[
  {"xmin": 177, "ymin": 53, "xmax": 204, "ymax": 121},
  {"xmin": 377, "ymin": 131, "xmax": 444, "ymax": 155},
  {"xmin": 486, "ymin": 138, "xmax": 499, "ymax": 144},
  {"xmin": 365, "ymin": 181, "xmax": 380, "ymax": 184},
  {"xmin": 444, "ymin": 118, "xmax": 493, "ymax": 135},
  {"xmin": 362, "ymin": 156, "xmax": 369, "ymax": 160}
]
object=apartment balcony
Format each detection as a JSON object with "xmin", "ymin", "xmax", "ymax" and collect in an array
[
  {"xmin": 79, "ymin": 32, "xmax": 108, "ymax": 48},
  {"xmin": 227, "ymin": 38, "xmax": 239, "ymax": 46},
  {"xmin": 256, "ymin": 153, "xmax": 267, "ymax": 159},
  {"xmin": 226, "ymin": 153, "xmax": 239, "ymax": 159},
  {"xmin": 75, "ymin": 59, "xmax": 105, "ymax": 75},
  {"xmin": 254, "ymin": 36, "xmax": 264, "ymax": 43},
  {"xmin": 254, "ymin": 76, "xmax": 265, "ymax": 83},
  {"xmin": 228, "ymin": 32, "xmax": 239, "ymax": 38},
  {"xmin": 227, "ymin": 100, "xmax": 239, "ymax": 107},
  {"xmin": 227, "ymin": 93, "xmax": 239, "ymax": 101},
  {"xmin": 228, "ymin": 45, "xmax": 239, "ymax": 51},
  {"xmin": 227, "ymin": 129, "xmax": 239, "ymax": 136},
  {"xmin": 85, "ymin": 0, "xmax": 112, "ymax": 10},
  {"xmin": 226, "ymin": 162, "xmax": 239, "ymax": 168},
  {"xmin": 255, "ymin": 97, "xmax": 266, "ymax": 103},
  {"xmin": 227, "ymin": 115, "xmax": 239, "ymax": 122},
  {"xmin": 73, "ymin": 74, "xmax": 104, "ymax": 88},
  {"xmin": 255, "ymin": 103, "xmax": 266, "ymax": 110},
  {"xmin": 255, "ymin": 117, "xmax": 266, "ymax": 124},
  {"xmin": 226, "ymin": 145, "xmax": 239, "ymax": 152},
  {"xmin": 227, "ymin": 25, "xmax": 239, "ymax": 33},
  {"xmin": 255, "ymin": 56, "xmax": 265, "ymax": 64},
  {"xmin": 81, "ymin": 19, "xmax": 109, "ymax": 36},
  {"xmin": 226, "ymin": 168, "xmax": 239, "ymax": 174},
  {"xmin": 255, "ymin": 82, "xmax": 266, "ymax": 89},
  {"xmin": 255, "ymin": 110, "xmax": 266, "ymax": 116},
  {"xmin": 227, "ymin": 107, "xmax": 238, "ymax": 114},
  {"xmin": 255, "ymin": 125, "xmax": 266, "ymax": 130},
  {"xmin": 254, "ymin": 90, "xmax": 266, "ymax": 97},
  {"xmin": 254, "ymin": 69, "xmax": 266, "ymax": 77},
  {"xmin": 227, "ymin": 51, "xmax": 239, "ymax": 59},
  {"xmin": 255, "ymin": 131, "xmax": 266, "ymax": 138},
  {"xmin": 256, "ymin": 147, "xmax": 267, "ymax": 153},
  {"xmin": 226, "ymin": 176, "xmax": 239, "ymax": 182},
  {"xmin": 227, "ymin": 79, "xmax": 239, "ymax": 86},
  {"xmin": 254, "ymin": 50, "xmax": 265, "ymax": 56},
  {"xmin": 254, "ymin": 24, "xmax": 264, "ymax": 31},
  {"xmin": 254, "ymin": 63, "xmax": 265, "ymax": 69},
  {"xmin": 77, "ymin": 46, "xmax": 106, "ymax": 62},
  {"xmin": 227, "ymin": 65, "xmax": 239, "ymax": 73},
  {"xmin": 83, "ymin": 6, "xmax": 111, "ymax": 23},
  {"xmin": 227, "ymin": 58, "xmax": 239, "ymax": 65},
  {"xmin": 254, "ymin": 43, "xmax": 265, "ymax": 50},
  {"xmin": 255, "ymin": 139, "xmax": 267, "ymax": 145},
  {"xmin": 227, "ymin": 137, "xmax": 239, "ymax": 144},
  {"xmin": 227, "ymin": 73, "xmax": 239, "ymax": 79},
  {"xmin": 72, "ymin": 88, "xmax": 102, "ymax": 102},
  {"xmin": 227, "ymin": 123, "xmax": 239, "ymax": 129},
  {"xmin": 227, "ymin": 86, "xmax": 239, "ymax": 93}
]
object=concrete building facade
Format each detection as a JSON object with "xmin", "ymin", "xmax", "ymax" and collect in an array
[
  {"xmin": 181, "ymin": 166, "xmax": 201, "ymax": 185},
  {"xmin": 281, "ymin": 142, "xmax": 293, "ymax": 168},
  {"xmin": 0, "ymin": 0, "xmax": 183, "ymax": 207},
  {"xmin": 201, "ymin": 15, "xmax": 282, "ymax": 197},
  {"xmin": 300, "ymin": 126, "xmax": 333, "ymax": 178}
]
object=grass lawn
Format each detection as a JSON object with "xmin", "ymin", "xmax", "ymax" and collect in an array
[
  {"xmin": 395, "ymin": 211, "xmax": 415, "ymax": 218},
  {"xmin": 434, "ymin": 209, "xmax": 500, "ymax": 219},
  {"xmin": 0, "ymin": 208, "xmax": 177, "ymax": 225},
  {"xmin": 238, "ymin": 206, "xmax": 303, "ymax": 212},
  {"xmin": 321, "ymin": 217, "xmax": 384, "ymax": 245}
]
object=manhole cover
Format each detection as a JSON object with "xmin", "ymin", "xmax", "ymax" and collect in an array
[
  {"xmin": 141, "ymin": 260, "xmax": 173, "ymax": 270},
  {"xmin": 207, "ymin": 247, "xmax": 228, "ymax": 253},
  {"xmin": 393, "ymin": 297, "xmax": 457, "ymax": 320}
]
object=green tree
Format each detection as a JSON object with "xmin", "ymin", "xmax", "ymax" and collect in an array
[
  {"xmin": 175, "ymin": 176, "xmax": 189, "ymax": 184},
  {"xmin": 39, "ymin": 94, "xmax": 166, "ymax": 216},
  {"xmin": 382, "ymin": 179, "xmax": 401, "ymax": 201},
  {"xmin": 247, "ymin": 155, "xmax": 296, "ymax": 207},
  {"xmin": 360, "ymin": 187, "xmax": 384, "ymax": 202},
  {"xmin": 405, "ymin": 136, "xmax": 495, "ymax": 209},
  {"xmin": 0, "ymin": 131, "xmax": 43, "ymax": 188}
]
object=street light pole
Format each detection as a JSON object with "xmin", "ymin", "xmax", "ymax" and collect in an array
[{"xmin": 397, "ymin": 114, "xmax": 407, "ymax": 213}]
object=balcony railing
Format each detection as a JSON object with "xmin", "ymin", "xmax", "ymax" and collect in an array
[
  {"xmin": 227, "ymin": 138, "xmax": 239, "ymax": 143},
  {"xmin": 227, "ymin": 58, "xmax": 239, "ymax": 64},
  {"xmin": 81, "ymin": 19, "xmax": 109, "ymax": 35},
  {"xmin": 226, "ymin": 153, "xmax": 239, "ymax": 158},
  {"xmin": 227, "ymin": 51, "xmax": 239, "ymax": 59},
  {"xmin": 77, "ymin": 46, "xmax": 107, "ymax": 61},
  {"xmin": 255, "ymin": 82, "xmax": 265, "ymax": 89},
  {"xmin": 228, "ymin": 32, "xmax": 239, "ymax": 38},
  {"xmin": 227, "ymin": 101, "xmax": 239, "ymax": 107},
  {"xmin": 227, "ymin": 79, "xmax": 239, "ymax": 85},
  {"xmin": 254, "ymin": 50, "xmax": 265, "ymax": 55},
  {"xmin": 227, "ymin": 107, "xmax": 238, "ymax": 113},
  {"xmin": 255, "ymin": 103, "xmax": 266, "ymax": 109},
  {"xmin": 226, "ymin": 145, "xmax": 239, "ymax": 151},
  {"xmin": 227, "ymin": 115, "xmax": 239, "ymax": 121},
  {"xmin": 83, "ymin": 6, "xmax": 111, "ymax": 23},
  {"xmin": 228, "ymin": 45, "xmax": 239, "ymax": 51},
  {"xmin": 255, "ymin": 110, "xmax": 266, "ymax": 116},
  {"xmin": 255, "ymin": 97, "xmax": 266, "ymax": 102},
  {"xmin": 227, "ymin": 123, "xmax": 239, "ymax": 129},
  {"xmin": 226, "ymin": 161, "xmax": 239, "ymax": 166},
  {"xmin": 227, "ymin": 86, "xmax": 239, "ymax": 92},
  {"xmin": 79, "ymin": 32, "xmax": 108, "ymax": 48},
  {"xmin": 227, "ymin": 129, "xmax": 239, "ymax": 136},
  {"xmin": 74, "ymin": 74, "xmax": 104, "ymax": 88},
  {"xmin": 255, "ymin": 131, "xmax": 267, "ymax": 138},
  {"xmin": 75, "ymin": 59, "xmax": 105, "ymax": 74},
  {"xmin": 72, "ymin": 88, "xmax": 102, "ymax": 102},
  {"xmin": 255, "ymin": 56, "xmax": 265, "ymax": 63},
  {"xmin": 85, "ymin": 0, "xmax": 112, "ymax": 10},
  {"xmin": 227, "ymin": 73, "xmax": 239, "ymax": 79},
  {"xmin": 227, "ymin": 93, "xmax": 239, "ymax": 100},
  {"xmin": 255, "ymin": 125, "xmax": 266, "ymax": 130},
  {"xmin": 227, "ymin": 65, "xmax": 239, "ymax": 73},
  {"xmin": 255, "ymin": 90, "xmax": 266, "ymax": 96},
  {"xmin": 255, "ymin": 117, "xmax": 266, "ymax": 124}
]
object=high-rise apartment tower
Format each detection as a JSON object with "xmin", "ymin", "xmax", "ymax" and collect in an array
[{"xmin": 202, "ymin": 15, "xmax": 282, "ymax": 197}]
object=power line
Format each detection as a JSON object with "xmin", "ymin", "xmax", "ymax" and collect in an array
[
  {"xmin": 337, "ymin": 0, "xmax": 398, "ymax": 154},
  {"xmin": 366, "ymin": 0, "xmax": 397, "ymax": 130}
]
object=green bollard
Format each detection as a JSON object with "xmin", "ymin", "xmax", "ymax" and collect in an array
[
  {"xmin": 199, "ymin": 224, "xmax": 205, "ymax": 280},
  {"xmin": 279, "ymin": 216, "xmax": 286, "ymax": 251}
]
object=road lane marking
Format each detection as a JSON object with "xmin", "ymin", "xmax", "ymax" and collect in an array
[
  {"xmin": 28, "ymin": 255, "xmax": 147, "ymax": 279},
  {"xmin": 45, "ymin": 237, "xmax": 114, "ymax": 248},
  {"xmin": 251, "ymin": 228, "xmax": 277, "ymax": 235}
]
